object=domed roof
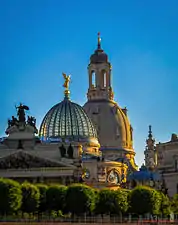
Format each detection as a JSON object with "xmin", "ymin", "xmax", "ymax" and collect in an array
[
  {"xmin": 90, "ymin": 49, "xmax": 108, "ymax": 64},
  {"xmin": 128, "ymin": 165, "xmax": 161, "ymax": 181},
  {"xmin": 39, "ymin": 95, "xmax": 98, "ymax": 142},
  {"xmin": 83, "ymin": 100, "xmax": 134, "ymax": 151},
  {"xmin": 90, "ymin": 32, "xmax": 108, "ymax": 64}
]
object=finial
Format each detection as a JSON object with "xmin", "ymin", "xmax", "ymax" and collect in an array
[
  {"xmin": 97, "ymin": 32, "xmax": 101, "ymax": 49},
  {"xmin": 148, "ymin": 125, "xmax": 152, "ymax": 138},
  {"xmin": 149, "ymin": 125, "xmax": 152, "ymax": 133},
  {"xmin": 62, "ymin": 73, "xmax": 71, "ymax": 99}
]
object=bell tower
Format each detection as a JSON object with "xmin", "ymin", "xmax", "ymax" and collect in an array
[
  {"xmin": 87, "ymin": 33, "xmax": 114, "ymax": 101},
  {"xmin": 144, "ymin": 125, "xmax": 157, "ymax": 169},
  {"xmin": 83, "ymin": 34, "xmax": 137, "ymax": 172}
]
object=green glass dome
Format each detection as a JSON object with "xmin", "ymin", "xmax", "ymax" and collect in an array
[{"xmin": 39, "ymin": 96, "xmax": 98, "ymax": 142}]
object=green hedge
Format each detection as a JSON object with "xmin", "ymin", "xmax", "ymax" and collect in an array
[{"xmin": 0, "ymin": 178, "xmax": 174, "ymax": 217}]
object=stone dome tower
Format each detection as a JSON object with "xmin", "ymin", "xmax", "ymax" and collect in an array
[{"xmin": 83, "ymin": 33, "xmax": 137, "ymax": 170}]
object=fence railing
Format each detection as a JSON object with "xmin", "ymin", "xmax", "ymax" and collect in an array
[{"xmin": 0, "ymin": 215, "xmax": 177, "ymax": 224}]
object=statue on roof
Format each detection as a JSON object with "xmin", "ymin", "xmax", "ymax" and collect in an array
[
  {"xmin": 97, "ymin": 32, "xmax": 101, "ymax": 49},
  {"xmin": 7, "ymin": 116, "xmax": 18, "ymax": 129},
  {"xmin": 67, "ymin": 144, "xmax": 74, "ymax": 159},
  {"xmin": 27, "ymin": 116, "xmax": 36, "ymax": 128},
  {"xmin": 62, "ymin": 73, "xmax": 71, "ymax": 90},
  {"xmin": 59, "ymin": 144, "xmax": 66, "ymax": 157},
  {"xmin": 16, "ymin": 103, "xmax": 29, "ymax": 123}
]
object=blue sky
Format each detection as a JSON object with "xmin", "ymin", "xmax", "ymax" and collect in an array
[{"xmin": 0, "ymin": 0, "xmax": 178, "ymax": 166}]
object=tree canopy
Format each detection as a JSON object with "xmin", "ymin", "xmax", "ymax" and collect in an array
[
  {"xmin": 21, "ymin": 182, "xmax": 40, "ymax": 213},
  {"xmin": 0, "ymin": 178, "xmax": 172, "ymax": 218},
  {"xmin": 46, "ymin": 185, "xmax": 67, "ymax": 212},
  {"xmin": 36, "ymin": 183, "xmax": 48, "ymax": 213},
  {"xmin": 95, "ymin": 189, "xmax": 129, "ymax": 216},
  {"xmin": 172, "ymin": 194, "xmax": 178, "ymax": 214},
  {"xmin": 0, "ymin": 178, "xmax": 22, "ymax": 215},
  {"xmin": 158, "ymin": 191, "xmax": 171, "ymax": 216},
  {"xmin": 129, "ymin": 186, "xmax": 161, "ymax": 215},
  {"xmin": 65, "ymin": 184, "xmax": 96, "ymax": 215}
]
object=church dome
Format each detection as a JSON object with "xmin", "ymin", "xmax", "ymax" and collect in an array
[
  {"xmin": 83, "ymin": 100, "xmax": 134, "ymax": 152},
  {"xmin": 90, "ymin": 32, "xmax": 108, "ymax": 64},
  {"xmin": 39, "ymin": 95, "xmax": 98, "ymax": 143},
  {"xmin": 90, "ymin": 49, "xmax": 108, "ymax": 64}
]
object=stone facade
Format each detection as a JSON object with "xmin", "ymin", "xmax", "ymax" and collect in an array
[
  {"xmin": 144, "ymin": 126, "xmax": 178, "ymax": 197},
  {"xmin": 156, "ymin": 134, "xmax": 178, "ymax": 197},
  {"xmin": 0, "ymin": 101, "xmax": 128, "ymax": 189}
]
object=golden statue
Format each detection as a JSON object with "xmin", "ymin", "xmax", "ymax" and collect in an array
[
  {"xmin": 98, "ymin": 32, "xmax": 101, "ymax": 45},
  {"xmin": 97, "ymin": 32, "xmax": 102, "ymax": 49},
  {"xmin": 62, "ymin": 73, "xmax": 71, "ymax": 90}
]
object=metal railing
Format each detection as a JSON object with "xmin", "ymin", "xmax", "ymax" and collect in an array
[{"xmin": 0, "ymin": 215, "xmax": 177, "ymax": 224}]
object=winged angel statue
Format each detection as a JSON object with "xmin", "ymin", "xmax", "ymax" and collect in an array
[{"xmin": 62, "ymin": 73, "xmax": 71, "ymax": 90}]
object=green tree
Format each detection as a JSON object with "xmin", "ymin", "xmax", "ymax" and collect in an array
[
  {"xmin": 66, "ymin": 184, "xmax": 96, "ymax": 215},
  {"xmin": 95, "ymin": 189, "xmax": 129, "ymax": 216},
  {"xmin": 129, "ymin": 186, "xmax": 161, "ymax": 216},
  {"xmin": 95, "ymin": 189, "xmax": 116, "ymax": 215},
  {"xmin": 46, "ymin": 185, "xmax": 67, "ymax": 213},
  {"xmin": 159, "ymin": 192, "xmax": 171, "ymax": 216},
  {"xmin": 151, "ymin": 189, "xmax": 162, "ymax": 215},
  {"xmin": 21, "ymin": 182, "xmax": 40, "ymax": 213},
  {"xmin": 172, "ymin": 194, "xmax": 178, "ymax": 214},
  {"xmin": 0, "ymin": 178, "xmax": 22, "ymax": 215},
  {"xmin": 115, "ymin": 189, "xmax": 129, "ymax": 214},
  {"xmin": 36, "ymin": 183, "xmax": 48, "ymax": 213}
]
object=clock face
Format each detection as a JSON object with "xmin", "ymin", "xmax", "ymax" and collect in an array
[{"xmin": 107, "ymin": 170, "xmax": 120, "ymax": 184}]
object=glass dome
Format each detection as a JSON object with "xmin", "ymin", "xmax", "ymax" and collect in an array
[{"xmin": 39, "ymin": 96, "xmax": 98, "ymax": 142}]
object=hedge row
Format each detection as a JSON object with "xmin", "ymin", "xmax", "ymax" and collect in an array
[{"xmin": 0, "ymin": 178, "xmax": 177, "ymax": 217}]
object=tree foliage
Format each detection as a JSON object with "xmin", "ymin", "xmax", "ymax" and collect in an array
[
  {"xmin": 159, "ymin": 192, "xmax": 171, "ymax": 216},
  {"xmin": 129, "ymin": 186, "xmax": 161, "ymax": 215},
  {"xmin": 115, "ymin": 189, "xmax": 129, "ymax": 214},
  {"xmin": 0, "ymin": 178, "xmax": 22, "ymax": 215},
  {"xmin": 95, "ymin": 189, "xmax": 115, "ymax": 215},
  {"xmin": 21, "ymin": 182, "xmax": 40, "ymax": 213},
  {"xmin": 0, "ymin": 177, "xmax": 173, "ymax": 217},
  {"xmin": 36, "ymin": 183, "xmax": 48, "ymax": 213},
  {"xmin": 95, "ymin": 189, "xmax": 129, "ymax": 216},
  {"xmin": 46, "ymin": 185, "xmax": 67, "ymax": 212},
  {"xmin": 172, "ymin": 194, "xmax": 178, "ymax": 214},
  {"xmin": 151, "ymin": 189, "xmax": 162, "ymax": 215},
  {"xmin": 66, "ymin": 184, "xmax": 96, "ymax": 215}
]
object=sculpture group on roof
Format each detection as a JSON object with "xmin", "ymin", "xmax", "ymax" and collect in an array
[
  {"xmin": 6, "ymin": 103, "xmax": 37, "ymax": 134},
  {"xmin": 59, "ymin": 144, "xmax": 74, "ymax": 159}
]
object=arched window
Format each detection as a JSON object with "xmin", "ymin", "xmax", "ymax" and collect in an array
[
  {"xmin": 103, "ymin": 71, "xmax": 107, "ymax": 87},
  {"xmin": 91, "ymin": 71, "xmax": 96, "ymax": 87},
  {"xmin": 101, "ymin": 70, "xmax": 107, "ymax": 88}
]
